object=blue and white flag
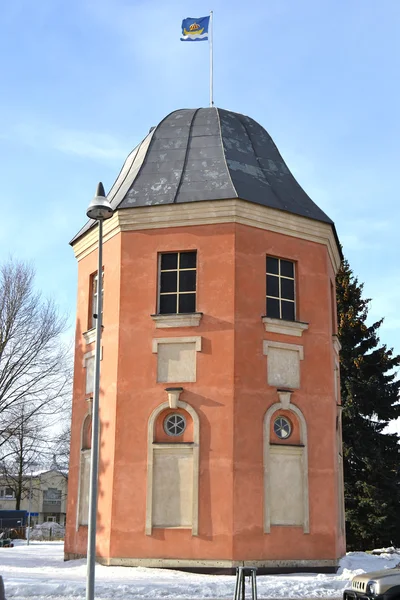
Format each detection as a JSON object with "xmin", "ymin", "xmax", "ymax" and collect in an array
[{"xmin": 181, "ymin": 16, "xmax": 210, "ymax": 41}]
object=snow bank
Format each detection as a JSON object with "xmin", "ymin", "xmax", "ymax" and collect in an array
[
  {"xmin": 0, "ymin": 542, "xmax": 399, "ymax": 600},
  {"xmin": 340, "ymin": 551, "xmax": 400, "ymax": 573},
  {"xmin": 29, "ymin": 522, "xmax": 65, "ymax": 541},
  {"xmin": 371, "ymin": 546, "xmax": 400, "ymax": 555},
  {"xmin": 32, "ymin": 521, "xmax": 64, "ymax": 530}
]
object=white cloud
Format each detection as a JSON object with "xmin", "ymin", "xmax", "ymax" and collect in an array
[
  {"xmin": 335, "ymin": 218, "xmax": 393, "ymax": 253},
  {"xmin": 5, "ymin": 120, "xmax": 131, "ymax": 162},
  {"xmin": 83, "ymin": 0, "xmax": 185, "ymax": 66},
  {"xmin": 53, "ymin": 130, "xmax": 129, "ymax": 161},
  {"xmin": 367, "ymin": 275, "xmax": 400, "ymax": 322},
  {"xmin": 339, "ymin": 233, "xmax": 372, "ymax": 251}
]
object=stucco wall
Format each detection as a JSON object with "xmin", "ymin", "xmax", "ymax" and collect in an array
[{"xmin": 65, "ymin": 219, "xmax": 345, "ymax": 565}]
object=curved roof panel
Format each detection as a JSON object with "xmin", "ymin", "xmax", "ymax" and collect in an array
[{"xmin": 71, "ymin": 107, "xmax": 333, "ymax": 243}]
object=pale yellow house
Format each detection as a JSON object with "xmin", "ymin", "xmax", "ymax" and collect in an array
[{"xmin": 0, "ymin": 470, "xmax": 67, "ymax": 526}]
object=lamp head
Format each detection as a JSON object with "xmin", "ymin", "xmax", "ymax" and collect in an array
[{"xmin": 86, "ymin": 182, "xmax": 113, "ymax": 221}]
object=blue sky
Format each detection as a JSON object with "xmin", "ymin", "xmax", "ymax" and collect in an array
[{"xmin": 0, "ymin": 1, "xmax": 399, "ymax": 392}]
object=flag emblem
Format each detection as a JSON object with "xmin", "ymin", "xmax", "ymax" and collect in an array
[{"xmin": 181, "ymin": 16, "xmax": 210, "ymax": 41}]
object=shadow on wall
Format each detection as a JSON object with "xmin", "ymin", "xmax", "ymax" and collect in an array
[
  {"xmin": 67, "ymin": 317, "xmax": 110, "ymax": 556},
  {"xmin": 183, "ymin": 390, "xmax": 225, "ymax": 541}
]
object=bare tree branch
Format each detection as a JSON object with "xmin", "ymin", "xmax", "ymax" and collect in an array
[
  {"xmin": 0, "ymin": 259, "xmax": 72, "ymax": 452},
  {"xmin": 0, "ymin": 258, "xmax": 72, "ymax": 502}
]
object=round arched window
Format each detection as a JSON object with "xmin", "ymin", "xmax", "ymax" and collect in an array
[
  {"xmin": 164, "ymin": 413, "xmax": 186, "ymax": 437},
  {"xmin": 273, "ymin": 416, "xmax": 292, "ymax": 440}
]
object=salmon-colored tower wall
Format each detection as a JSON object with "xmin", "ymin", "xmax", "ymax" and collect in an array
[{"xmin": 65, "ymin": 204, "xmax": 345, "ymax": 572}]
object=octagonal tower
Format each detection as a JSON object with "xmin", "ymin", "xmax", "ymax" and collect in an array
[{"xmin": 65, "ymin": 107, "xmax": 345, "ymax": 572}]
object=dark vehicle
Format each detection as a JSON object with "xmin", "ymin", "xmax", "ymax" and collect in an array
[
  {"xmin": 0, "ymin": 533, "xmax": 13, "ymax": 548},
  {"xmin": 343, "ymin": 568, "xmax": 400, "ymax": 600},
  {"xmin": 0, "ymin": 510, "xmax": 27, "ymax": 529}
]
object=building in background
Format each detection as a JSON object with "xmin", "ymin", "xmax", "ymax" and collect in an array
[
  {"xmin": 0, "ymin": 470, "xmax": 67, "ymax": 526},
  {"xmin": 65, "ymin": 107, "xmax": 344, "ymax": 572}
]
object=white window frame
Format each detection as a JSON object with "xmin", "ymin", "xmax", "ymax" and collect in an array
[
  {"xmin": 43, "ymin": 488, "xmax": 62, "ymax": 504},
  {"xmin": 4, "ymin": 487, "xmax": 15, "ymax": 498}
]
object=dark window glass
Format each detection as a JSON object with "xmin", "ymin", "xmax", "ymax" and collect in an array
[
  {"xmin": 160, "ymin": 271, "xmax": 177, "ymax": 293},
  {"xmin": 164, "ymin": 413, "xmax": 186, "ymax": 436},
  {"xmin": 266, "ymin": 256, "xmax": 279, "ymax": 274},
  {"xmin": 266, "ymin": 256, "xmax": 295, "ymax": 321},
  {"xmin": 161, "ymin": 253, "xmax": 178, "ymax": 270},
  {"xmin": 267, "ymin": 275, "xmax": 279, "ymax": 298},
  {"xmin": 180, "ymin": 270, "xmax": 196, "ymax": 292},
  {"xmin": 179, "ymin": 293, "xmax": 196, "ymax": 313},
  {"xmin": 159, "ymin": 251, "xmax": 197, "ymax": 314},
  {"xmin": 274, "ymin": 417, "xmax": 292, "ymax": 439},
  {"xmin": 179, "ymin": 251, "xmax": 196, "ymax": 269},
  {"xmin": 267, "ymin": 297, "xmax": 280, "ymax": 319},
  {"xmin": 281, "ymin": 260, "xmax": 294, "ymax": 278},
  {"xmin": 159, "ymin": 294, "xmax": 177, "ymax": 314},
  {"xmin": 281, "ymin": 301, "xmax": 295, "ymax": 321},
  {"xmin": 281, "ymin": 278, "xmax": 294, "ymax": 300}
]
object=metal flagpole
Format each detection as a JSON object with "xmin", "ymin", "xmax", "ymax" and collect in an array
[
  {"xmin": 209, "ymin": 10, "xmax": 214, "ymax": 106},
  {"xmin": 27, "ymin": 470, "xmax": 33, "ymax": 545}
]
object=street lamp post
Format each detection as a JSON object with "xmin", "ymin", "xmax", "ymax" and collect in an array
[
  {"xmin": 26, "ymin": 469, "xmax": 33, "ymax": 545},
  {"xmin": 85, "ymin": 183, "xmax": 113, "ymax": 600},
  {"xmin": 26, "ymin": 462, "xmax": 39, "ymax": 545}
]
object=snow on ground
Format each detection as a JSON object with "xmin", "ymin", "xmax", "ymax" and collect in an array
[{"xmin": 0, "ymin": 541, "xmax": 399, "ymax": 600}]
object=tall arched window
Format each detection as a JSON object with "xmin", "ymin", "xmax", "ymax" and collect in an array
[
  {"xmin": 264, "ymin": 396, "xmax": 309, "ymax": 533},
  {"xmin": 146, "ymin": 400, "xmax": 199, "ymax": 536},
  {"xmin": 77, "ymin": 413, "xmax": 92, "ymax": 527}
]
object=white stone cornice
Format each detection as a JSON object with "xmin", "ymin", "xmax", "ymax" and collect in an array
[
  {"xmin": 262, "ymin": 317, "xmax": 309, "ymax": 337},
  {"xmin": 152, "ymin": 336, "xmax": 202, "ymax": 353},
  {"xmin": 82, "ymin": 328, "xmax": 96, "ymax": 345},
  {"xmin": 151, "ymin": 313, "xmax": 202, "ymax": 328},
  {"xmin": 263, "ymin": 340, "xmax": 304, "ymax": 360},
  {"xmin": 72, "ymin": 199, "xmax": 341, "ymax": 272}
]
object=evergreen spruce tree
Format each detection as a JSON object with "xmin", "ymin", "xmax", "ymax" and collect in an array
[{"xmin": 337, "ymin": 258, "xmax": 400, "ymax": 550}]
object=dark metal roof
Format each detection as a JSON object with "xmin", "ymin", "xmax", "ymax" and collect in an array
[{"xmin": 71, "ymin": 107, "xmax": 335, "ymax": 244}]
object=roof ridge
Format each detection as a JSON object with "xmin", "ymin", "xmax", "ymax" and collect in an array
[
  {"xmin": 172, "ymin": 108, "xmax": 200, "ymax": 204},
  {"xmin": 215, "ymin": 108, "xmax": 238, "ymax": 200},
  {"xmin": 233, "ymin": 111, "xmax": 282, "ymax": 207}
]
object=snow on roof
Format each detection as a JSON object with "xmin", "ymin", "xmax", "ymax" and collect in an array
[{"xmin": 27, "ymin": 469, "xmax": 67, "ymax": 478}]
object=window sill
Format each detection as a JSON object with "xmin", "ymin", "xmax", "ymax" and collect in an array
[
  {"xmin": 270, "ymin": 442, "xmax": 305, "ymax": 448},
  {"xmin": 152, "ymin": 526, "xmax": 193, "ymax": 530},
  {"xmin": 152, "ymin": 442, "xmax": 196, "ymax": 448},
  {"xmin": 151, "ymin": 313, "xmax": 203, "ymax": 329},
  {"xmin": 83, "ymin": 326, "xmax": 104, "ymax": 345},
  {"xmin": 262, "ymin": 316, "xmax": 309, "ymax": 337}
]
